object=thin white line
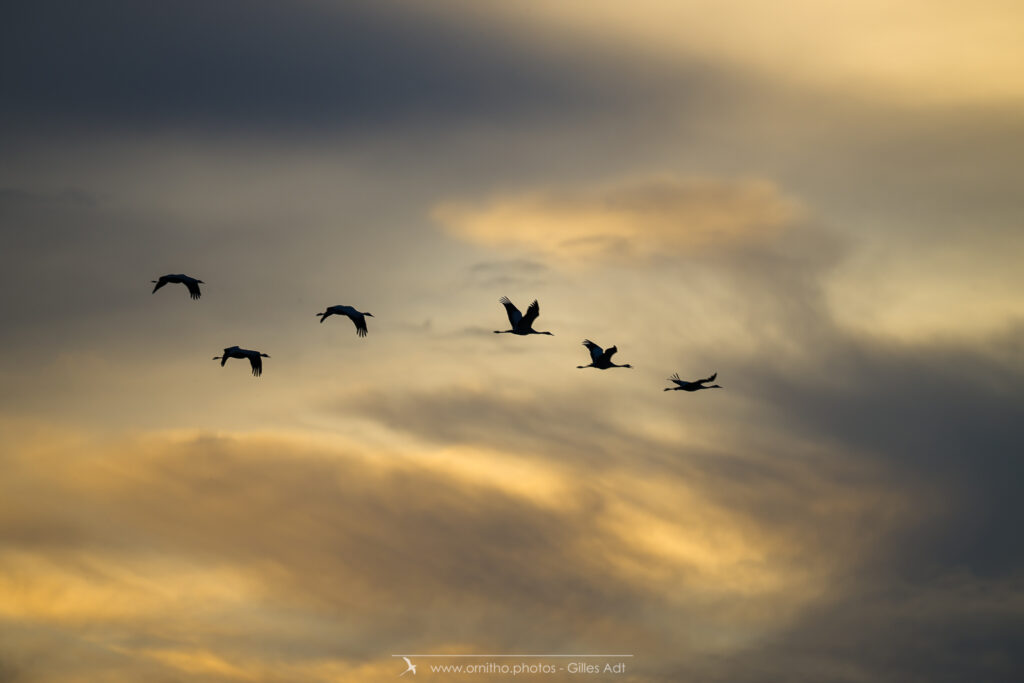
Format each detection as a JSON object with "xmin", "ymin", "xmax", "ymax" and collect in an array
[{"xmin": 390, "ymin": 655, "xmax": 634, "ymax": 658}]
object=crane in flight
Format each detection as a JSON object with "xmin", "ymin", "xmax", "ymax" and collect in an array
[
  {"xmin": 494, "ymin": 296, "xmax": 553, "ymax": 336},
  {"xmin": 212, "ymin": 346, "xmax": 270, "ymax": 377},
  {"xmin": 151, "ymin": 274, "xmax": 204, "ymax": 300},
  {"xmin": 316, "ymin": 305, "xmax": 374, "ymax": 337},
  {"xmin": 577, "ymin": 339, "xmax": 632, "ymax": 369},
  {"xmin": 664, "ymin": 372, "xmax": 722, "ymax": 391}
]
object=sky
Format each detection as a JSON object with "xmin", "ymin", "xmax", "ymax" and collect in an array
[{"xmin": 1, "ymin": 1, "xmax": 1023, "ymax": 681}]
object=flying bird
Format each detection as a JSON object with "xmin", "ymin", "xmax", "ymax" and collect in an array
[
  {"xmin": 151, "ymin": 273, "xmax": 203, "ymax": 300},
  {"xmin": 494, "ymin": 296, "xmax": 553, "ymax": 335},
  {"xmin": 212, "ymin": 346, "xmax": 270, "ymax": 377},
  {"xmin": 577, "ymin": 339, "xmax": 632, "ymax": 369},
  {"xmin": 399, "ymin": 657, "xmax": 417, "ymax": 677},
  {"xmin": 664, "ymin": 372, "xmax": 722, "ymax": 391},
  {"xmin": 316, "ymin": 305, "xmax": 373, "ymax": 337}
]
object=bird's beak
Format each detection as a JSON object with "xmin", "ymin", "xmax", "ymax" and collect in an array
[{"xmin": 367, "ymin": 313, "xmax": 374, "ymax": 317}]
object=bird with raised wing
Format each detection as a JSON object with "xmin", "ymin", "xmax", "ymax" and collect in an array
[
  {"xmin": 494, "ymin": 296, "xmax": 553, "ymax": 335},
  {"xmin": 577, "ymin": 339, "xmax": 632, "ymax": 369},
  {"xmin": 212, "ymin": 346, "xmax": 270, "ymax": 377},
  {"xmin": 399, "ymin": 657, "xmax": 417, "ymax": 676},
  {"xmin": 316, "ymin": 305, "xmax": 374, "ymax": 337},
  {"xmin": 664, "ymin": 372, "xmax": 722, "ymax": 391},
  {"xmin": 152, "ymin": 273, "xmax": 204, "ymax": 300}
]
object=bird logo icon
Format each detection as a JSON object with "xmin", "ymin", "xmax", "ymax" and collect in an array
[{"xmin": 399, "ymin": 657, "xmax": 417, "ymax": 676}]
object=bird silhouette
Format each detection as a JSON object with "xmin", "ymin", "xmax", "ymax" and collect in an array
[
  {"xmin": 151, "ymin": 274, "xmax": 203, "ymax": 300},
  {"xmin": 316, "ymin": 305, "xmax": 373, "ymax": 337},
  {"xmin": 494, "ymin": 296, "xmax": 553, "ymax": 335},
  {"xmin": 212, "ymin": 346, "xmax": 270, "ymax": 377},
  {"xmin": 664, "ymin": 372, "xmax": 722, "ymax": 391},
  {"xmin": 577, "ymin": 339, "xmax": 632, "ymax": 369}
]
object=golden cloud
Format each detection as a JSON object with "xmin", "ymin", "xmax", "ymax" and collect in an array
[
  {"xmin": 433, "ymin": 176, "xmax": 805, "ymax": 264},
  {"xmin": 433, "ymin": 0, "xmax": 1024, "ymax": 104},
  {"xmin": 0, "ymin": 419, "xmax": 912, "ymax": 681}
]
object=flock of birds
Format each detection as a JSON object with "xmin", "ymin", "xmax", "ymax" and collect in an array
[{"xmin": 151, "ymin": 272, "xmax": 722, "ymax": 391}]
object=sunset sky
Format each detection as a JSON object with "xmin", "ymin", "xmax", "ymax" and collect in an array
[{"xmin": 2, "ymin": 2, "xmax": 1023, "ymax": 681}]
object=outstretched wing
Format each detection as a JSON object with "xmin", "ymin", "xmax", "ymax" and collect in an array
[
  {"xmin": 598, "ymin": 345, "xmax": 618, "ymax": 365},
  {"xmin": 248, "ymin": 353, "xmax": 263, "ymax": 377},
  {"xmin": 668, "ymin": 372, "xmax": 687, "ymax": 387},
  {"xmin": 582, "ymin": 339, "xmax": 603, "ymax": 363},
  {"xmin": 184, "ymin": 279, "xmax": 202, "ymax": 300},
  {"xmin": 152, "ymin": 278, "xmax": 167, "ymax": 293},
  {"xmin": 520, "ymin": 299, "xmax": 540, "ymax": 328},
  {"xmin": 697, "ymin": 372, "xmax": 717, "ymax": 384},
  {"xmin": 351, "ymin": 313, "xmax": 368, "ymax": 337},
  {"xmin": 403, "ymin": 657, "xmax": 413, "ymax": 667},
  {"xmin": 499, "ymin": 296, "xmax": 522, "ymax": 327}
]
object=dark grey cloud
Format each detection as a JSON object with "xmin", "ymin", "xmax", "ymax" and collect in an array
[
  {"xmin": 694, "ymin": 578, "xmax": 1024, "ymax": 683},
  {"xmin": 0, "ymin": 0, "xmax": 704, "ymax": 135},
  {"xmin": 736, "ymin": 325, "xmax": 1024, "ymax": 581}
]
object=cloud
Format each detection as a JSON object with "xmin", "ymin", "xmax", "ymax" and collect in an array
[
  {"xmin": 434, "ymin": 176, "xmax": 806, "ymax": 265},
  {"xmin": 0, "ymin": 419, "xmax": 912, "ymax": 681},
  {"xmin": 736, "ymin": 324, "xmax": 1024, "ymax": 582},
  {"xmin": 702, "ymin": 574, "xmax": 1024, "ymax": 683},
  {"xmin": 3, "ymin": 2, "xmax": 1023, "ymax": 678},
  {"xmin": 432, "ymin": 0, "xmax": 1024, "ymax": 105},
  {"xmin": 320, "ymin": 263, "xmax": 1024, "ymax": 681},
  {"xmin": 0, "ymin": 0, "xmax": 684, "ymax": 135}
]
